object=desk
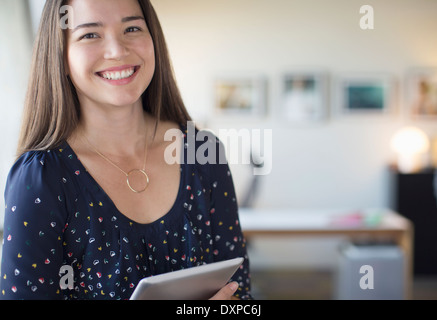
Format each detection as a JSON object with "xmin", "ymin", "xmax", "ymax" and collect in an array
[{"xmin": 238, "ymin": 208, "xmax": 413, "ymax": 299}]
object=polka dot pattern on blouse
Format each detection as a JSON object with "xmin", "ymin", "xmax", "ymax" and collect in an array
[{"xmin": 0, "ymin": 127, "xmax": 252, "ymax": 300}]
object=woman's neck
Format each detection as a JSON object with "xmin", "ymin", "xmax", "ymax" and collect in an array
[{"xmin": 73, "ymin": 99, "xmax": 152, "ymax": 158}]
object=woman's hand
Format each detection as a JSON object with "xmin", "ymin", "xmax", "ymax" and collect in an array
[{"xmin": 209, "ymin": 281, "xmax": 239, "ymax": 300}]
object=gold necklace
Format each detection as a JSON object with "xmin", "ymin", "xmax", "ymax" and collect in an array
[{"xmin": 82, "ymin": 130, "xmax": 150, "ymax": 194}]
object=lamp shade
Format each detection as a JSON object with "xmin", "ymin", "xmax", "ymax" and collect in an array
[
  {"xmin": 390, "ymin": 126, "xmax": 430, "ymax": 173},
  {"xmin": 390, "ymin": 126, "xmax": 430, "ymax": 155}
]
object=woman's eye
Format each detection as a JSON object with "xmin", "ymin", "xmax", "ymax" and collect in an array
[
  {"xmin": 126, "ymin": 27, "xmax": 141, "ymax": 33},
  {"xmin": 80, "ymin": 33, "xmax": 98, "ymax": 40}
]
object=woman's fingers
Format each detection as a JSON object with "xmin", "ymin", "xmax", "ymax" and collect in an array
[{"xmin": 209, "ymin": 282, "xmax": 239, "ymax": 300}]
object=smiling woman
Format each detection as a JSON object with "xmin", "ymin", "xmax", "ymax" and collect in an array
[
  {"xmin": 0, "ymin": 0, "xmax": 251, "ymax": 300},
  {"xmin": 17, "ymin": 0, "xmax": 190, "ymax": 155}
]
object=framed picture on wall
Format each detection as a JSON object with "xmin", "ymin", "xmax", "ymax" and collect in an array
[
  {"xmin": 213, "ymin": 74, "xmax": 267, "ymax": 117},
  {"xmin": 406, "ymin": 67, "xmax": 437, "ymax": 119},
  {"xmin": 281, "ymin": 71, "xmax": 329, "ymax": 122},
  {"xmin": 336, "ymin": 74, "xmax": 395, "ymax": 115}
]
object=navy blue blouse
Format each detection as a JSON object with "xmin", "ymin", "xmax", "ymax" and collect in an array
[{"xmin": 0, "ymin": 129, "xmax": 251, "ymax": 300}]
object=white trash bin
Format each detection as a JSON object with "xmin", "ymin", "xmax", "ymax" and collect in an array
[{"xmin": 335, "ymin": 242, "xmax": 405, "ymax": 300}]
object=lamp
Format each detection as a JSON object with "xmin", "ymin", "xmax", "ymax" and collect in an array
[{"xmin": 390, "ymin": 126, "xmax": 430, "ymax": 173}]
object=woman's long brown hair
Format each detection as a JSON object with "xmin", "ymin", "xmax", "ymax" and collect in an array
[{"xmin": 17, "ymin": 0, "xmax": 191, "ymax": 158}]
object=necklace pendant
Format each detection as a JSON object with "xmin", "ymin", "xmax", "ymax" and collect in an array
[{"xmin": 126, "ymin": 169, "xmax": 150, "ymax": 193}]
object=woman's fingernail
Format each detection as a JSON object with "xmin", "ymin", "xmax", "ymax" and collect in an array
[{"xmin": 229, "ymin": 282, "xmax": 239, "ymax": 292}]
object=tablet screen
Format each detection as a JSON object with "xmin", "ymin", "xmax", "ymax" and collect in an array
[{"xmin": 129, "ymin": 257, "xmax": 244, "ymax": 300}]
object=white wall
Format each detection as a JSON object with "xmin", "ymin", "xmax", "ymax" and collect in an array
[
  {"xmin": 151, "ymin": 0, "xmax": 437, "ymax": 268},
  {"xmin": 27, "ymin": 0, "xmax": 46, "ymax": 37},
  {"xmin": 151, "ymin": 0, "xmax": 437, "ymax": 210}
]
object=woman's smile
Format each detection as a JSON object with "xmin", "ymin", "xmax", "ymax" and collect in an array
[{"xmin": 96, "ymin": 65, "xmax": 141, "ymax": 85}]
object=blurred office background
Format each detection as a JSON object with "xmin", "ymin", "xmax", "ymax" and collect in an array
[{"xmin": 1, "ymin": 0, "xmax": 437, "ymax": 299}]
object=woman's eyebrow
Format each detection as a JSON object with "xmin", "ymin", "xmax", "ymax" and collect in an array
[
  {"xmin": 121, "ymin": 16, "xmax": 145, "ymax": 23},
  {"xmin": 71, "ymin": 16, "xmax": 145, "ymax": 33},
  {"xmin": 72, "ymin": 22, "xmax": 104, "ymax": 33}
]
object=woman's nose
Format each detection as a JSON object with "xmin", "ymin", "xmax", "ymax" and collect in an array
[{"xmin": 103, "ymin": 36, "xmax": 129, "ymax": 61}]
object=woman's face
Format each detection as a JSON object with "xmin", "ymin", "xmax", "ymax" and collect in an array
[{"xmin": 66, "ymin": 0, "xmax": 155, "ymax": 110}]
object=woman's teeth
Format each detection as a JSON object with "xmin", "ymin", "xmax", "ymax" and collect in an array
[{"xmin": 99, "ymin": 67, "xmax": 135, "ymax": 80}]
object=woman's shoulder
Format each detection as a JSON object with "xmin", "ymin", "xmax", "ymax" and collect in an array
[
  {"xmin": 3, "ymin": 145, "xmax": 76, "ymax": 227},
  {"xmin": 6, "ymin": 144, "xmax": 72, "ymax": 194},
  {"xmin": 178, "ymin": 122, "xmax": 232, "ymax": 184},
  {"xmin": 180, "ymin": 121, "xmax": 225, "ymax": 155},
  {"xmin": 14, "ymin": 146, "xmax": 61, "ymax": 164},
  {"xmin": 10, "ymin": 146, "xmax": 65, "ymax": 175}
]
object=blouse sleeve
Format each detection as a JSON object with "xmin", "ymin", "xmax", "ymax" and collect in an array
[
  {"xmin": 1, "ymin": 151, "xmax": 72, "ymax": 300},
  {"xmin": 207, "ymin": 138, "xmax": 252, "ymax": 300}
]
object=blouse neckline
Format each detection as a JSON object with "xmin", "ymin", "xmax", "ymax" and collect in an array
[{"xmin": 58, "ymin": 141, "xmax": 186, "ymax": 229}]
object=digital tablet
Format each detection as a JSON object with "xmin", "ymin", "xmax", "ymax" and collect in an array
[{"xmin": 129, "ymin": 257, "xmax": 244, "ymax": 300}]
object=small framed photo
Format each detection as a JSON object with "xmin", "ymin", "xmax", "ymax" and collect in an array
[
  {"xmin": 336, "ymin": 74, "xmax": 395, "ymax": 115},
  {"xmin": 213, "ymin": 75, "xmax": 267, "ymax": 117},
  {"xmin": 406, "ymin": 67, "xmax": 437, "ymax": 119},
  {"xmin": 282, "ymin": 71, "xmax": 329, "ymax": 122}
]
